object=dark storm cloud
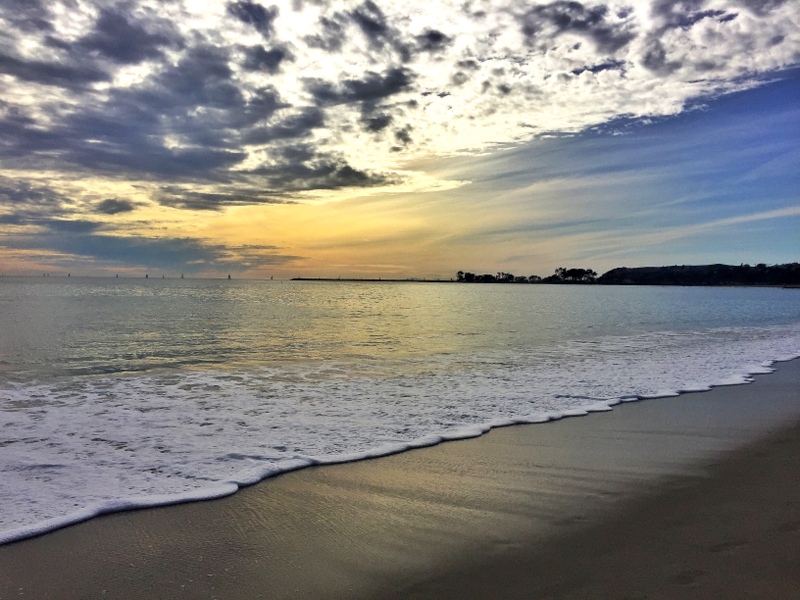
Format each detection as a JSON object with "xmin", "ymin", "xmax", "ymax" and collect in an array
[
  {"xmin": 74, "ymin": 8, "xmax": 181, "ymax": 64},
  {"xmin": 520, "ymin": 2, "xmax": 635, "ymax": 54},
  {"xmin": 241, "ymin": 44, "xmax": 291, "ymax": 73},
  {"xmin": 227, "ymin": 1, "xmax": 279, "ymax": 38},
  {"xmin": 95, "ymin": 199, "xmax": 137, "ymax": 215}
]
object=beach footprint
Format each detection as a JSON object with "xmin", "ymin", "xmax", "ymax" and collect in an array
[
  {"xmin": 707, "ymin": 539, "xmax": 748, "ymax": 554},
  {"xmin": 776, "ymin": 520, "xmax": 800, "ymax": 533},
  {"xmin": 670, "ymin": 568, "xmax": 706, "ymax": 586}
]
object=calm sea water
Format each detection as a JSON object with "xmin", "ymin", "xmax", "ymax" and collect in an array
[{"xmin": 1, "ymin": 277, "xmax": 799, "ymax": 543}]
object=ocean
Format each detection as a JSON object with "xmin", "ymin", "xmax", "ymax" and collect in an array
[{"xmin": 1, "ymin": 277, "xmax": 799, "ymax": 544}]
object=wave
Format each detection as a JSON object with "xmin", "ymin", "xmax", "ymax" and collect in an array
[{"xmin": 1, "ymin": 324, "xmax": 799, "ymax": 546}]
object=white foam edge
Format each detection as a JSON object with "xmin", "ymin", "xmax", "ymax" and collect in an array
[
  {"xmin": 0, "ymin": 483, "xmax": 239, "ymax": 546},
  {"xmin": 2, "ymin": 355, "xmax": 797, "ymax": 547}
]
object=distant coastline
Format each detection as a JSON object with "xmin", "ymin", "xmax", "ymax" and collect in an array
[
  {"xmin": 291, "ymin": 277, "xmax": 452, "ymax": 283},
  {"xmin": 293, "ymin": 263, "xmax": 800, "ymax": 287}
]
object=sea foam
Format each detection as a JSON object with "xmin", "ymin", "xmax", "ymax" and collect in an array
[{"xmin": 2, "ymin": 321, "xmax": 799, "ymax": 545}]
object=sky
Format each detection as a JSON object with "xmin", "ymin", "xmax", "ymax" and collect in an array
[{"xmin": 0, "ymin": 0, "xmax": 798, "ymax": 279}]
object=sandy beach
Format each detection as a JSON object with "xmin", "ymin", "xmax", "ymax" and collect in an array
[{"xmin": 1, "ymin": 359, "xmax": 798, "ymax": 599}]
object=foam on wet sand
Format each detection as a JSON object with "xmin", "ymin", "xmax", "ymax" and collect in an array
[{"xmin": 1, "ymin": 360, "xmax": 798, "ymax": 599}]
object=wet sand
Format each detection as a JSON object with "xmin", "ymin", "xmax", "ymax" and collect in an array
[{"xmin": 1, "ymin": 360, "xmax": 798, "ymax": 599}]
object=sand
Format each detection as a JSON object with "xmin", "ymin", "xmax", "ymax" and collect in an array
[{"xmin": 0, "ymin": 360, "xmax": 798, "ymax": 599}]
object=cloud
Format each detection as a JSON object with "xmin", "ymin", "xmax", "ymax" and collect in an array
[
  {"xmin": 0, "ymin": 178, "xmax": 66, "ymax": 209},
  {"xmin": 415, "ymin": 29, "xmax": 453, "ymax": 53},
  {"xmin": 304, "ymin": 15, "xmax": 349, "ymax": 52},
  {"xmin": 156, "ymin": 186, "xmax": 293, "ymax": 211},
  {"xmin": 74, "ymin": 8, "xmax": 181, "ymax": 65},
  {"xmin": 519, "ymin": 2, "xmax": 636, "ymax": 54},
  {"xmin": 227, "ymin": 1, "xmax": 279, "ymax": 38},
  {"xmin": 738, "ymin": 0, "xmax": 788, "ymax": 17},
  {"xmin": 0, "ymin": 51, "xmax": 109, "ymax": 88},
  {"xmin": 244, "ymin": 149, "xmax": 399, "ymax": 192},
  {"xmin": 350, "ymin": 1, "xmax": 392, "ymax": 48},
  {"xmin": 41, "ymin": 219, "xmax": 104, "ymax": 233},
  {"xmin": 4, "ymin": 229, "xmax": 299, "ymax": 272},
  {"xmin": 362, "ymin": 113, "xmax": 393, "ymax": 132},
  {"xmin": 306, "ymin": 67, "xmax": 414, "ymax": 107},
  {"xmin": 0, "ymin": 0, "xmax": 53, "ymax": 33},
  {"xmin": 0, "ymin": 0, "xmax": 798, "ymax": 222},
  {"xmin": 95, "ymin": 199, "xmax": 137, "ymax": 215},
  {"xmin": 243, "ymin": 107, "xmax": 325, "ymax": 144},
  {"xmin": 241, "ymin": 44, "xmax": 292, "ymax": 73}
]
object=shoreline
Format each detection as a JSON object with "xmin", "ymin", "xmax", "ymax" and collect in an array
[
  {"xmin": 1, "ymin": 357, "xmax": 793, "ymax": 547},
  {"xmin": 1, "ymin": 359, "xmax": 799, "ymax": 598}
]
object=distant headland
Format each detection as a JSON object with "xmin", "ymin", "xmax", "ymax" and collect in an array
[
  {"xmin": 293, "ymin": 263, "xmax": 800, "ymax": 287},
  {"xmin": 456, "ymin": 264, "xmax": 800, "ymax": 286}
]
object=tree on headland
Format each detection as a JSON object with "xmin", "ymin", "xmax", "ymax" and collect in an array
[
  {"xmin": 455, "ymin": 263, "xmax": 800, "ymax": 286},
  {"xmin": 543, "ymin": 267, "xmax": 597, "ymax": 283}
]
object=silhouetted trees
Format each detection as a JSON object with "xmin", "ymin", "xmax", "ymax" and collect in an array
[
  {"xmin": 543, "ymin": 267, "xmax": 597, "ymax": 283},
  {"xmin": 455, "ymin": 263, "xmax": 799, "ymax": 286},
  {"xmin": 455, "ymin": 267, "xmax": 597, "ymax": 284}
]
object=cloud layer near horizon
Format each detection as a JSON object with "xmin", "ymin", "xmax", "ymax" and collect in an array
[{"xmin": 0, "ymin": 0, "xmax": 798, "ymax": 274}]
